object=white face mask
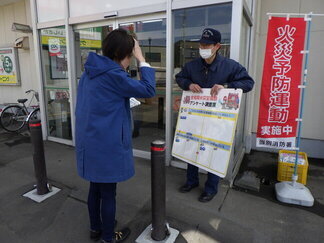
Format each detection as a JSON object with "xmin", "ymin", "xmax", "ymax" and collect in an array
[{"xmin": 199, "ymin": 48, "xmax": 213, "ymax": 59}]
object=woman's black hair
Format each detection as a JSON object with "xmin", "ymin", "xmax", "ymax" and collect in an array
[{"xmin": 102, "ymin": 28, "xmax": 135, "ymax": 62}]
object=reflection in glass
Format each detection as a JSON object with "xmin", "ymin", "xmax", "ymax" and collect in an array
[
  {"xmin": 120, "ymin": 19, "xmax": 166, "ymax": 151},
  {"xmin": 40, "ymin": 27, "xmax": 72, "ymax": 140},
  {"xmin": 173, "ymin": 3, "xmax": 232, "ymax": 70},
  {"xmin": 75, "ymin": 26, "xmax": 113, "ymax": 79}
]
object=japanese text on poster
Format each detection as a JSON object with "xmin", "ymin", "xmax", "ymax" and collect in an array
[{"xmin": 172, "ymin": 88, "xmax": 242, "ymax": 178}]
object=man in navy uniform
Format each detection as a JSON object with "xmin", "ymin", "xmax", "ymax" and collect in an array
[{"xmin": 176, "ymin": 28, "xmax": 254, "ymax": 202}]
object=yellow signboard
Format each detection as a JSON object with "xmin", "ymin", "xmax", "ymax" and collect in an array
[
  {"xmin": 41, "ymin": 36, "xmax": 101, "ymax": 49},
  {"xmin": 41, "ymin": 36, "xmax": 66, "ymax": 46},
  {"xmin": 79, "ymin": 39, "xmax": 101, "ymax": 49},
  {"xmin": 0, "ymin": 75, "xmax": 17, "ymax": 84}
]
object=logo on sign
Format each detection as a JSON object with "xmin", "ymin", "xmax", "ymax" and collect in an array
[
  {"xmin": 3, "ymin": 56, "xmax": 13, "ymax": 73},
  {"xmin": 48, "ymin": 38, "xmax": 61, "ymax": 56}
]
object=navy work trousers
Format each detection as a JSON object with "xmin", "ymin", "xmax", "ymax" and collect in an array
[{"xmin": 187, "ymin": 164, "xmax": 219, "ymax": 194}]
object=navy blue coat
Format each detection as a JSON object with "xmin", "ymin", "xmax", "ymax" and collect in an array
[
  {"xmin": 176, "ymin": 55, "xmax": 254, "ymax": 92},
  {"xmin": 75, "ymin": 52, "xmax": 155, "ymax": 183}
]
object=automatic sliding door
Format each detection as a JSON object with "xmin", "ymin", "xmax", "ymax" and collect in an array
[
  {"xmin": 120, "ymin": 19, "xmax": 167, "ymax": 152},
  {"xmin": 74, "ymin": 19, "xmax": 166, "ymax": 153}
]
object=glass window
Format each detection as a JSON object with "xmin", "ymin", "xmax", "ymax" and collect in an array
[
  {"xmin": 174, "ymin": 7, "xmax": 205, "ymax": 29},
  {"xmin": 74, "ymin": 26, "xmax": 113, "ymax": 79},
  {"xmin": 172, "ymin": 3, "xmax": 232, "ymax": 161},
  {"xmin": 36, "ymin": 0, "xmax": 65, "ymax": 23},
  {"xmin": 173, "ymin": 3, "xmax": 232, "ymax": 71},
  {"xmin": 40, "ymin": 27, "xmax": 72, "ymax": 140}
]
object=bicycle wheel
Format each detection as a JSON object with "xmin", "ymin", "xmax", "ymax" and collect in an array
[
  {"xmin": 0, "ymin": 105, "xmax": 27, "ymax": 132},
  {"xmin": 28, "ymin": 108, "xmax": 41, "ymax": 122}
]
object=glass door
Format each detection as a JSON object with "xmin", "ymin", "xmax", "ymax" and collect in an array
[
  {"xmin": 74, "ymin": 16, "xmax": 166, "ymax": 154},
  {"xmin": 118, "ymin": 18, "xmax": 166, "ymax": 152},
  {"xmin": 171, "ymin": 3, "xmax": 233, "ymax": 168},
  {"xmin": 40, "ymin": 26, "xmax": 72, "ymax": 140}
]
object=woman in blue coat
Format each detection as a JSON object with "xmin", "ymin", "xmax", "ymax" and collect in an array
[{"xmin": 75, "ymin": 29, "xmax": 155, "ymax": 243}]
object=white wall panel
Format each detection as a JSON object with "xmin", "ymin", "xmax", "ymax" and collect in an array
[
  {"xmin": 0, "ymin": 0, "xmax": 38, "ymax": 105},
  {"xmin": 36, "ymin": 0, "xmax": 65, "ymax": 22},
  {"xmin": 69, "ymin": 0, "xmax": 166, "ymax": 18}
]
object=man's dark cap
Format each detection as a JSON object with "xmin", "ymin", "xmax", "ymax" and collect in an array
[{"xmin": 199, "ymin": 28, "xmax": 221, "ymax": 44}]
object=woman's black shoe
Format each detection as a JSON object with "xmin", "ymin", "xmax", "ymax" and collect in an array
[
  {"xmin": 90, "ymin": 220, "xmax": 118, "ymax": 241},
  {"xmin": 115, "ymin": 227, "xmax": 131, "ymax": 242}
]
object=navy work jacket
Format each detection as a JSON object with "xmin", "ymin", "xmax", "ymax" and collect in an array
[
  {"xmin": 176, "ymin": 55, "xmax": 254, "ymax": 93},
  {"xmin": 75, "ymin": 52, "xmax": 155, "ymax": 183}
]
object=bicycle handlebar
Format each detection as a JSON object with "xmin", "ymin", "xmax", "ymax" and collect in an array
[
  {"xmin": 25, "ymin": 90, "xmax": 40, "ymax": 102},
  {"xmin": 25, "ymin": 89, "xmax": 35, "ymax": 94}
]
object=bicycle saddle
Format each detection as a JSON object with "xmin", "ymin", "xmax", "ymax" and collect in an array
[{"xmin": 18, "ymin": 99, "xmax": 28, "ymax": 104}]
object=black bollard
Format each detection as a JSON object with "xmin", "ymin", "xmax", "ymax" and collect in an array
[
  {"xmin": 158, "ymin": 97, "xmax": 164, "ymax": 129},
  {"xmin": 151, "ymin": 140, "xmax": 168, "ymax": 241},
  {"xmin": 29, "ymin": 120, "xmax": 49, "ymax": 195}
]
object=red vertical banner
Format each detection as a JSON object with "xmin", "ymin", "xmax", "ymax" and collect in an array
[{"xmin": 256, "ymin": 17, "xmax": 306, "ymax": 149}]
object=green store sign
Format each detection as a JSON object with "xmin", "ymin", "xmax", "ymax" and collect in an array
[{"xmin": 0, "ymin": 48, "xmax": 20, "ymax": 85}]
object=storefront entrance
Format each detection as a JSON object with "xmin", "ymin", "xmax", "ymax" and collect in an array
[
  {"xmin": 35, "ymin": 1, "xmax": 253, "ymax": 182},
  {"xmin": 74, "ymin": 14, "xmax": 166, "ymax": 156}
]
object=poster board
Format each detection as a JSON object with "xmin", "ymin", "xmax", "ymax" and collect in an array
[
  {"xmin": 172, "ymin": 88, "xmax": 242, "ymax": 178},
  {"xmin": 0, "ymin": 47, "xmax": 20, "ymax": 86}
]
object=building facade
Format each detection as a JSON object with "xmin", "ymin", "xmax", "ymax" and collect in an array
[{"xmin": 0, "ymin": 0, "xmax": 323, "ymax": 183}]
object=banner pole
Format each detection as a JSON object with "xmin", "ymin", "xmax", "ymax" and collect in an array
[{"xmin": 293, "ymin": 13, "xmax": 312, "ymax": 185}]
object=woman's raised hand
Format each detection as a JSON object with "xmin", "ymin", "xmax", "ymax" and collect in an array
[{"xmin": 133, "ymin": 39, "xmax": 145, "ymax": 63}]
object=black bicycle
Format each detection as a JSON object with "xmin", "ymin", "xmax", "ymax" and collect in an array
[{"xmin": 0, "ymin": 90, "xmax": 40, "ymax": 132}]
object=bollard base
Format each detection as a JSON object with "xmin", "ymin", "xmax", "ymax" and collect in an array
[
  {"xmin": 136, "ymin": 224, "xmax": 179, "ymax": 243},
  {"xmin": 23, "ymin": 186, "xmax": 61, "ymax": 203}
]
